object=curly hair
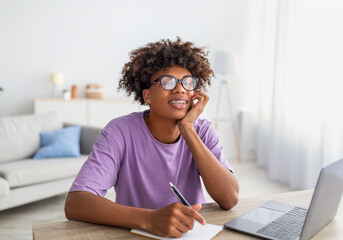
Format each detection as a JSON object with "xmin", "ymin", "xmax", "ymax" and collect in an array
[{"xmin": 118, "ymin": 37, "xmax": 214, "ymax": 105}]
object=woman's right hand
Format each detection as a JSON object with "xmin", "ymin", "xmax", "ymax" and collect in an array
[{"xmin": 144, "ymin": 202, "xmax": 206, "ymax": 238}]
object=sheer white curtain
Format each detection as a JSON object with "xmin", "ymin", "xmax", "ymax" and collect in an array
[{"xmin": 251, "ymin": 0, "xmax": 343, "ymax": 189}]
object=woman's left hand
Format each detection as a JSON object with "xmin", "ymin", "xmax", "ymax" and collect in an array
[{"xmin": 177, "ymin": 90, "xmax": 209, "ymax": 131}]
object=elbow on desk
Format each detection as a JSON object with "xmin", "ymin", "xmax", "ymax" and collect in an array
[
  {"xmin": 65, "ymin": 211, "xmax": 72, "ymax": 221},
  {"xmin": 64, "ymin": 207, "xmax": 74, "ymax": 221},
  {"xmin": 64, "ymin": 194, "xmax": 73, "ymax": 220},
  {"xmin": 64, "ymin": 192, "xmax": 79, "ymax": 220},
  {"xmin": 220, "ymin": 195, "xmax": 239, "ymax": 210},
  {"xmin": 218, "ymin": 188, "xmax": 239, "ymax": 210}
]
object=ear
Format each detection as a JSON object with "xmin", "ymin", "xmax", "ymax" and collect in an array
[{"xmin": 142, "ymin": 89, "xmax": 152, "ymax": 105}]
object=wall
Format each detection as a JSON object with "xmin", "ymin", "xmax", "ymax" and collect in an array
[{"xmin": 0, "ymin": 0, "xmax": 256, "ymax": 159}]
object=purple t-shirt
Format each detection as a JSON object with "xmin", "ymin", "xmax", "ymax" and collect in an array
[{"xmin": 70, "ymin": 110, "xmax": 231, "ymax": 209}]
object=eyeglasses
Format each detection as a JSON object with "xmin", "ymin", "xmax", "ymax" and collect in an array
[{"xmin": 150, "ymin": 75, "xmax": 199, "ymax": 91}]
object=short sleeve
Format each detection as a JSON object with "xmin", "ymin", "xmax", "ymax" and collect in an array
[
  {"xmin": 197, "ymin": 120, "xmax": 233, "ymax": 172},
  {"xmin": 69, "ymin": 128, "xmax": 121, "ymax": 197}
]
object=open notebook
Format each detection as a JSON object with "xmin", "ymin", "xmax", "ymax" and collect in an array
[{"xmin": 130, "ymin": 221, "xmax": 222, "ymax": 240}]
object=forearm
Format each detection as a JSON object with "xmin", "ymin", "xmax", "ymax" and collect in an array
[
  {"xmin": 65, "ymin": 191, "xmax": 151, "ymax": 230},
  {"xmin": 180, "ymin": 125, "xmax": 239, "ymax": 209},
  {"xmin": 65, "ymin": 191, "xmax": 206, "ymax": 238}
]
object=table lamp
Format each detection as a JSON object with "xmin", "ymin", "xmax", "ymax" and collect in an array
[{"xmin": 50, "ymin": 72, "xmax": 64, "ymax": 98}]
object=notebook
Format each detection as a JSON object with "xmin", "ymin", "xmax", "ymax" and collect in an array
[
  {"xmin": 130, "ymin": 221, "xmax": 222, "ymax": 240},
  {"xmin": 224, "ymin": 158, "xmax": 343, "ymax": 240}
]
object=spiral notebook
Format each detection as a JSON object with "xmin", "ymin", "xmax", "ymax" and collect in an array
[{"xmin": 130, "ymin": 221, "xmax": 222, "ymax": 240}]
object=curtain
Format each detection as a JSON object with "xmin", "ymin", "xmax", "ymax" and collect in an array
[{"xmin": 251, "ymin": 0, "xmax": 343, "ymax": 189}]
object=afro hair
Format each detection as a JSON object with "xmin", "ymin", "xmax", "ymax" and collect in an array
[{"xmin": 118, "ymin": 37, "xmax": 214, "ymax": 105}]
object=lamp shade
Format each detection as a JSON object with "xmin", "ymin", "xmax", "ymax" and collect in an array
[
  {"xmin": 214, "ymin": 51, "xmax": 237, "ymax": 75},
  {"xmin": 50, "ymin": 72, "xmax": 64, "ymax": 85}
]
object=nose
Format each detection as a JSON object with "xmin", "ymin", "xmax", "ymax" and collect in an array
[{"xmin": 172, "ymin": 80, "xmax": 186, "ymax": 93}]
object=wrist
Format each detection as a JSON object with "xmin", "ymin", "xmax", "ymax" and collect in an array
[
  {"xmin": 178, "ymin": 122, "xmax": 195, "ymax": 135},
  {"xmin": 139, "ymin": 208, "xmax": 155, "ymax": 231}
]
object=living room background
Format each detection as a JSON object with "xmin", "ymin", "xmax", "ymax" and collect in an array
[
  {"xmin": 0, "ymin": 0, "xmax": 259, "ymax": 161},
  {"xmin": 0, "ymin": 0, "xmax": 257, "ymax": 118}
]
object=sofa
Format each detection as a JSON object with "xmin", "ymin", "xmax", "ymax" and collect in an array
[{"xmin": 0, "ymin": 112, "xmax": 101, "ymax": 211}]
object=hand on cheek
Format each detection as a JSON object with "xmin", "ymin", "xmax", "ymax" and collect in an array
[
  {"xmin": 177, "ymin": 90, "xmax": 209, "ymax": 129},
  {"xmin": 191, "ymin": 90, "xmax": 208, "ymax": 113}
]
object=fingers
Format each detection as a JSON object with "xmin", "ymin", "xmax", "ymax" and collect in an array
[
  {"xmin": 148, "ymin": 203, "xmax": 206, "ymax": 238},
  {"xmin": 192, "ymin": 90, "xmax": 209, "ymax": 108},
  {"xmin": 192, "ymin": 203, "xmax": 202, "ymax": 211},
  {"xmin": 175, "ymin": 216, "xmax": 194, "ymax": 233},
  {"xmin": 182, "ymin": 204, "xmax": 206, "ymax": 225},
  {"xmin": 164, "ymin": 204, "xmax": 196, "ymax": 237}
]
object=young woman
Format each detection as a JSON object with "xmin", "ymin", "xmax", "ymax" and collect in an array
[{"xmin": 65, "ymin": 38, "xmax": 239, "ymax": 238}]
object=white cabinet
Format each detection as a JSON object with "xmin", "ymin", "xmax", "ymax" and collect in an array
[
  {"xmin": 34, "ymin": 99, "xmax": 88, "ymax": 125},
  {"xmin": 34, "ymin": 98, "xmax": 147, "ymax": 128},
  {"xmin": 88, "ymin": 99, "xmax": 145, "ymax": 127}
]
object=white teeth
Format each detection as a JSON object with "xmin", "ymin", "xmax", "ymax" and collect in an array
[{"xmin": 169, "ymin": 100, "xmax": 187, "ymax": 104}]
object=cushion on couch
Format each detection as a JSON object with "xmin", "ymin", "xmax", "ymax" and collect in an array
[
  {"xmin": 34, "ymin": 126, "xmax": 82, "ymax": 159},
  {"xmin": 0, "ymin": 155, "xmax": 88, "ymax": 188},
  {"xmin": 0, "ymin": 112, "xmax": 63, "ymax": 163}
]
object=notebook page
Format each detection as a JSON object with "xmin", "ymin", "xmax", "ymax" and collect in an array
[{"xmin": 130, "ymin": 221, "xmax": 222, "ymax": 239}]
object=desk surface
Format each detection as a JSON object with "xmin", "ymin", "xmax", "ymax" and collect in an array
[{"xmin": 33, "ymin": 190, "xmax": 343, "ymax": 240}]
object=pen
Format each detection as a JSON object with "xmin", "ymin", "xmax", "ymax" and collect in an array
[{"xmin": 169, "ymin": 182, "xmax": 191, "ymax": 207}]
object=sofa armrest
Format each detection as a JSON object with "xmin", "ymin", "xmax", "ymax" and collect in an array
[{"xmin": 63, "ymin": 123, "xmax": 101, "ymax": 154}]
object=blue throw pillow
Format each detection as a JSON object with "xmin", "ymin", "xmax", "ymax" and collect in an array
[{"xmin": 34, "ymin": 126, "xmax": 82, "ymax": 159}]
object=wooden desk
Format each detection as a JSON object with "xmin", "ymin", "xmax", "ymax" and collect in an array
[{"xmin": 33, "ymin": 190, "xmax": 343, "ymax": 240}]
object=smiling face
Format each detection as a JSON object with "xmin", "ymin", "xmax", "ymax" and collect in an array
[{"xmin": 143, "ymin": 65, "xmax": 195, "ymax": 121}]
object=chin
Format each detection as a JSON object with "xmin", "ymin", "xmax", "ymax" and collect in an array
[
  {"xmin": 173, "ymin": 107, "xmax": 191, "ymax": 120},
  {"xmin": 174, "ymin": 112, "xmax": 188, "ymax": 120},
  {"xmin": 155, "ymin": 106, "xmax": 190, "ymax": 121}
]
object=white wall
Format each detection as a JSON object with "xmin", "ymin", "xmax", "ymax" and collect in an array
[{"xmin": 0, "ymin": 0, "xmax": 256, "ymax": 159}]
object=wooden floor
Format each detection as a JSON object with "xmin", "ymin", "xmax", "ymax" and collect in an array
[{"xmin": 0, "ymin": 159, "xmax": 292, "ymax": 240}]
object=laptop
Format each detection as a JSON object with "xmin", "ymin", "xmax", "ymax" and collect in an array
[{"xmin": 224, "ymin": 158, "xmax": 343, "ymax": 240}]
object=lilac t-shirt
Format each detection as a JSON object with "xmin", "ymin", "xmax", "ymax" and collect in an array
[{"xmin": 70, "ymin": 110, "xmax": 231, "ymax": 209}]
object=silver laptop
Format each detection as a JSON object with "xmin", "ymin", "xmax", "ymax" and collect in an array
[{"xmin": 224, "ymin": 158, "xmax": 343, "ymax": 240}]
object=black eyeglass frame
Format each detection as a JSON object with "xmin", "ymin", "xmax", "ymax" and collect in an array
[{"xmin": 150, "ymin": 75, "xmax": 199, "ymax": 91}]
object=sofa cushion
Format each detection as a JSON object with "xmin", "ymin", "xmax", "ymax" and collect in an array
[
  {"xmin": 0, "ymin": 112, "xmax": 63, "ymax": 163},
  {"xmin": 0, "ymin": 155, "xmax": 87, "ymax": 188},
  {"xmin": 0, "ymin": 177, "xmax": 10, "ymax": 197},
  {"xmin": 34, "ymin": 126, "xmax": 82, "ymax": 159}
]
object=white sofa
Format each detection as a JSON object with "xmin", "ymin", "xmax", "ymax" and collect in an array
[{"xmin": 0, "ymin": 112, "xmax": 101, "ymax": 211}]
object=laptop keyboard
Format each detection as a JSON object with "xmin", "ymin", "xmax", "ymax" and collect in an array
[{"xmin": 257, "ymin": 207, "xmax": 308, "ymax": 240}]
